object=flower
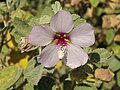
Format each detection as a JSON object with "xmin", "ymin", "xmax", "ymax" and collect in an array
[{"xmin": 29, "ymin": 10, "xmax": 95, "ymax": 68}]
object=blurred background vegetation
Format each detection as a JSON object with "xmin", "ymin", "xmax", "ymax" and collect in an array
[{"xmin": 0, "ymin": 0, "xmax": 120, "ymax": 90}]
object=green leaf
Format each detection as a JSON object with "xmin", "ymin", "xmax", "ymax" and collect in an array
[
  {"xmin": 11, "ymin": 17, "xmax": 31, "ymax": 46},
  {"xmin": 112, "ymin": 43, "xmax": 120, "ymax": 58},
  {"xmin": 74, "ymin": 86, "xmax": 93, "ymax": 90},
  {"xmin": 102, "ymin": 80, "xmax": 116, "ymax": 90},
  {"xmin": 24, "ymin": 83, "xmax": 34, "ymax": 90},
  {"xmin": 41, "ymin": 6, "xmax": 54, "ymax": 16},
  {"xmin": 72, "ymin": 14, "xmax": 80, "ymax": 20},
  {"xmin": 1, "ymin": 45, "xmax": 9, "ymax": 55},
  {"xmin": 23, "ymin": 58, "xmax": 44, "ymax": 85},
  {"xmin": 18, "ymin": 0, "xmax": 27, "ymax": 8},
  {"xmin": 83, "ymin": 47, "xmax": 92, "ymax": 54},
  {"xmin": 108, "ymin": 56, "xmax": 120, "ymax": 72},
  {"xmin": 0, "ymin": 66, "xmax": 22, "ymax": 90},
  {"xmin": 89, "ymin": 0, "xmax": 100, "ymax": 7},
  {"xmin": 106, "ymin": 29, "xmax": 115, "ymax": 45},
  {"xmin": 89, "ymin": 48, "xmax": 112, "ymax": 68},
  {"xmin": 83, "ymin": 82, "xmax": 97, "ymax": 90},
  {"xmin": 117, "ymin": 71, "xmax": 120, "ymax": 87},
  {"xmin": 0, "ymin": 2, "xmax": 7, "ymax": 14},
  {"xmin": 6, "ymin": 0, "xmax": 16, "ymax": 11},
  {"xmin": 52, "ymin": 85, "xmax": 57, "ymax": 90},
  {"xmin": 28, "ymin": 15, "xmax": 51, "ymax": 26},
  {"xmin": 52, "ymin": 1, "xmax": 62, "ymax": 14},
  {"xmin": 70, "ymin": 67, "xmax": 87, "ymax": 82},
  {"xmin": 13, "ymin": 17, "xmax": 31, "ymax": 32},
  {"xmin": 92, "ymin": 48, "xmax": 112, "ymax": 63},
  {"xmin": 11, "ymin": 9, "xmax": 26, "ymax": 19},
  {"xmin": 74, "ymin": 18, "xmax": 86, "ymax": 27},
  {"xmin": 14, "ymin": 76, "xmax": 25, "ymax": 89}
]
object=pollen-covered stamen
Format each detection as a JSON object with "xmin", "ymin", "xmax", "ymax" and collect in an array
[
  {"xmin": 53, "ymin": 32, "xmax": 70, "ymax": 46},
  {"xmin": 57, "ymin": 46, "xmax": 66, "ymax": 59},
  {"xmin": 53, "ymin": 32, "xmax": 70, "ymax": 59}
]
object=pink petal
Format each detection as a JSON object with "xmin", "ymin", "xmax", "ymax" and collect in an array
[
  {"xmin": 70, "ymin": 22, "xmax": 95, "ymax": 47},
  {"xmin": 64, "ymin": 44, "xmax": 88, "ymax": 68},
  {"xmin": 38, "ymin": 44, "xmax": 59, "ymax": 67},
  {"xmin": 29, "ymin": 25, "xmax": 54, "ymax": 46},
  {"xmin": 50, "ymin": 10, "xmax": 74, "ymax": 33}
]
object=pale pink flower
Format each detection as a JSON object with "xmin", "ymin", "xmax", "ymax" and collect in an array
[{"xmin": 29, "ymin": 10, "xmax": 95, "ymax": 68}]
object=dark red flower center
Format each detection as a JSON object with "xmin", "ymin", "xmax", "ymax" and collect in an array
[{"xmin": 53, "ymin": 32, "xmax": 70, "ymax": 46}]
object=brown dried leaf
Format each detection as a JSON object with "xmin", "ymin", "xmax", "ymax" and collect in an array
[
  {"xmin": 102, "ymin": 15, "xmax": 120, "ymax": 28},
  {"xmin": 20, "ymin": 37, "xmax": 32, "ymax": 52},
  {"xmin": 108, "ymin": 2, "xmax": 120, "ymax": 9},
  {"xmin": 117, "ymin": 24, "xmax": 120, "ymax": 29},
  {"xmin": 71, "ymin": 0, "xmax": 81, "ymax": 6},
  {"xmin": 86, "ymin": 7, "xmax": 94, "ymax": 17},
  {"xmin": 110, "ymin": 0, "xmax": 120, "ymax": 3},
  {"xmin": 108, "ymin": 0, "xmax": 120, "ymax": 9},
  {"xmin": 114, "ymin": 30, "xmax": 120, "ymax": 42},
  {"xmin": 95, "ymin": 68, "xmax": 114, "ymax": 81}
]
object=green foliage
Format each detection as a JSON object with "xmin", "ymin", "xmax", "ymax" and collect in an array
[
  {"xmin": 40, "ymin": 6, "xmax": 54, "ymax": 16},
  {"xmin": 74, "ymin": 82, "xmax": 97, "ymax": 90},
  {"xmin": 0, "ymin": 0, "xmax": 120, "ymax": 90},
  {"xmin": 117, "ymin": 71, "xmax": 120, "ymax": 87},
  {"xmin": 89, "ymin": 0, "xmax": 100, "ymax": 7},
  {"xmin": 74, "ymin": 86, "xmax": 93, "ymax": 90},
  {"xmin": 70, "ymin": 67, "xmax": 87, "ymax": 82},
  {"xmin": 89, "ymin": 48, "xmax": 112, "ymax": 68},
  {"xmin": 0, "ymin": 66, "xmax": 22, "ymax": 90},
  {"xmin": 106, "ymin": 29, "xmax": 115, "ymax": 45},
  {"xmin": 13, "ymin": 17, "xmax": 31, "ymax": 35},
  {"xmin": 52, "ymin": 1, "xmax": 62, "ymax": 14},
  {"xmin": 0, "ymin": 2, "xmax": 7, "ymax": 14},
  {"xmin": 1, "ymin": 45, "xmax": 9, "ymax": 55},
  {"xmin": 28, "ymin": 15, "xmax": 51, "ymax": 26},
  {"xmin": 36, "ymin": 76, "xmax": 55, "ymax": 90},
  {"xmin": 11, "ymin": 17, "xmax": 31, "ymax": 48},
  {"xmin": 112, "ymin": 43, "xmax": 120, "ymax": 58},
  {"xmin": 92, "ymin": 48, "xmax": 112, "ymax": 63},
  {"xmin": 23, "ymin": 58, "xmax": 44, "ymax": 85},
  {"xmin": 74, "ymin": 18, "xmax": 86, "ymax": 27},
  {"xmin": 72, "ymin": 14, "xmax": 80, "ymax": 20},
  {"xmin": 17, "ymin": 0, "xmax": 27, "ymax": 9},
  {"xmin": 24, "ymin": 83, "xmax": 34, "ymax": 90},
  {"xmin": 108, "ymin": 56, "xmax": 120, "ymax": 72},
  {"xmin": 102, "ymin": 80, "xmax": 116, "ymax": 90}
]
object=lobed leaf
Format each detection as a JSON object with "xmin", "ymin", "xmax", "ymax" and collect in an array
[
  {"xmin": 23, "ymin": 58, "xmax": 44, "ymax": 85},
  {"xmin": 72, "ymin": 14, "xmax": 80, "ymax": 21},
  {"xmin": 28, "ymin": 15, "xmax": 51, "ymax": 26},
  {"xmin": 92, "ymin": 48, "xmax": 112, "ymax": 63},
  {"xmin": 52, "ymin": 1, "xmax": 62, "ymax": 14},
  {"xmin": 74, "ymin": 18, "xmax": 86, "ymax": 27},
  {"xmin": 0, "ymin": 66, "xmax": 22, "ymax": 90},
  {"xmin": 108, "ymin": 56, "xmax": 120, "ymax": 72},
  {"xmin": 12, "ymin": 17, "xmax": 31, "ymax": 47}
]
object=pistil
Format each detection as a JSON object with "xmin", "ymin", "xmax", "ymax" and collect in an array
[{"xmin": 53, "ymin": 32, "xmax": 70, "ymax": 46}]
